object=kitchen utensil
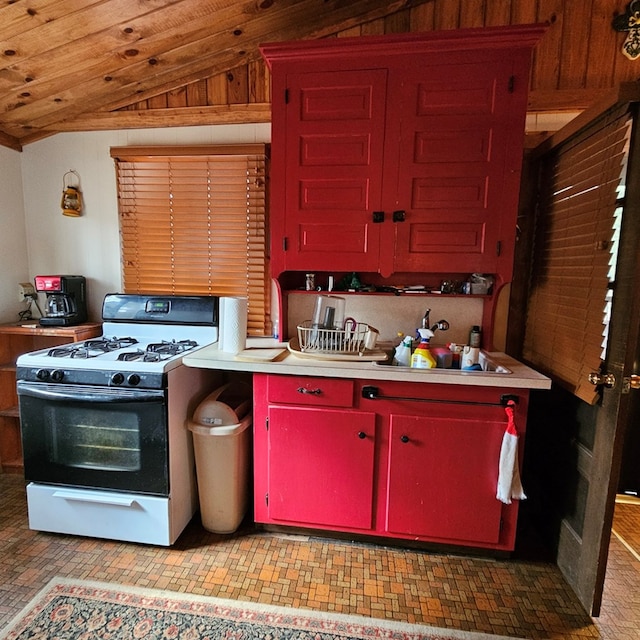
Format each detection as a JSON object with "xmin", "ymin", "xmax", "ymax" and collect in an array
[{"xmin": 311, "ymin": 295, "xmax": 345, "ymax": 330}]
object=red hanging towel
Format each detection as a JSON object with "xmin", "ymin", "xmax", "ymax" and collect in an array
[{"xmin": 496, "ymin": 400, "xmax": 526, "ymax": 504}]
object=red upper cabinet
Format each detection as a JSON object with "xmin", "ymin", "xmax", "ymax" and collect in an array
[{"xmin": 261, "ymin": 25, "xmax": 545, "ymax": 279}]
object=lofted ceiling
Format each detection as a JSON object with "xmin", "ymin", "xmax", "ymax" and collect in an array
[{"xmin": 1, "ymin": 0, "xmax": 640, "ymax": 152}]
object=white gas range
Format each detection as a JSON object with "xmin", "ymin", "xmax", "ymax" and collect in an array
[{"xmin": 16, "ymin": 294, "xmax": 224, "ymax": 546}]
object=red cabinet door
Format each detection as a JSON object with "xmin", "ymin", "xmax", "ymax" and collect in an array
[
  {"xmin": 385, "ymin": 413, "xmax": 505, "ymax": 544},
  {"xmin": 278, "ymin": 69, "xmax": 388, "ymax": 273},
  {"xmin": 268, "ymin": 405, "xmax": 376, "ymax": 530},
  {"xmin": 381, "ymin": 52, "xmax": 528, "ymax": 277}
]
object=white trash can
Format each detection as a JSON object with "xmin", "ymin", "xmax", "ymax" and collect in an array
[{"xmin": 188, "ymin": 382, "xmax": 252, "ymax": 534}]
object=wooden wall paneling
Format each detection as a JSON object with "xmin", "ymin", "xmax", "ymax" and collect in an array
[
  {"xmin": 587, "ymin": 1, "xmax": 622, "ymax": 90},
  {"xmin": 511, "ymin": 0, "xmax": 539, "ymax": 25},
  {"xmin": 207, "ymin": 73, "xmax": 229, "ymax": 106},
  {"xmin": 167, "ymin": 86, "xmax": 188, "ymax": 108},
  {"xmin": 186, "ymin": 79, "xmax": 208, "ymax": 107},
  {"xmin": 485, "ymin": 0, "xmax": 513, "ymax": 27},
  {"xmin": 360, "ymin": 18, "xmax": 386, "ymax": 36},
  {"xmin": 383, "ymin": 8, "xmax": 412, "ymax": 34},
  {"xmin": 147, "ymin": 94, "xmax": 169, "ymax": 110},
  {"xmin": 558, "ymin": 0, "xmax": 594, "ymax": 91},
  {"xmin": 533, "ymin": 0, "xmax": 564, "ymax": 91},
  {"xmin": 227, "ymin": 66, "xmax": 249, "ymax": 105},
  {"xmin": 248, "ymin": 60, "xmax": 270, "ymax": 104},
  {"xmin": 434, "ymin": 0, "xmax": 461, "ymax": 30},
  {"xmin": 459, "ymin": 0, "xmax": 487, "ymax": 29},
  {"xmin": 409, "ymin": 2, "xmax": 436, "ymax": 31}
]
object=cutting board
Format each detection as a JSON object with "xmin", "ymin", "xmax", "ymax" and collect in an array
[{"xmin": 233, "ymin": 348, "xmax": 287, "ymax": 362}]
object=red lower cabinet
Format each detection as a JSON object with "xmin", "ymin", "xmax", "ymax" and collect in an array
[
  {"xmin": 267, "ymin": 406, "xmax": 376, "ymax": 529},
  {"xmin": 253, "ymin": 374, "xmax": 529, "ymax": 552},
  {"xmin": 385, "ymin": 414, "xmax": 505, "ymax": 544}
]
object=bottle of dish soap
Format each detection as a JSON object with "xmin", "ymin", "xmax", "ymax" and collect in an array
[
  {"xmin": 411, "ymin": 328, "xmax": 436, "ymax": 369},
  {"xmin": 394, "ymin": 335, "xmax": 413, "ymax": 367}
]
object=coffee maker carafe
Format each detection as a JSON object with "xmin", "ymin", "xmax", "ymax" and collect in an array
[{"xmin": 35, "ymin": 275, "xmax": 88, "ymax": 326}]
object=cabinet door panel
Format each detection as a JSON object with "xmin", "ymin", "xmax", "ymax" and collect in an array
[
  {"xmin": 282, "ymin": 69, "xmax": 387, "ymax": 272},
  {"xmin": 386, "ymin": 414, "xmax": 505, "ymax": 544},
  {"xmin": 387, "ymin": 56, "xmax": 524, "ymax": 275},
  {"xmin": 268, "ymin": 406, "xmax": 375, "ymax": 529}
]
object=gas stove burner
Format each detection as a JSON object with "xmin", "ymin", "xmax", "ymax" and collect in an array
[
  {"xmin": 87, "ymin": 336, "xmax": 139, "ymax": 351},
  {"xmin": 146, "ymin": 340, "xmax": 199, "ymax": 355},
  {"xmin": 48, "ymin": 336, "xmax": 141, "ymax": 359},
  {"xmin": 116, "ymin": 340, "xmax": 199, "ymax": 363}
]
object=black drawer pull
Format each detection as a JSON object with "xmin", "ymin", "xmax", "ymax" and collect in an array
[
  {"xmin": 297, "ymin": 387, "xmax": 322, "ymax": 395},
  {"xmin": 361, "ymin": 385, "xmax": 518, "ymax": 407}
]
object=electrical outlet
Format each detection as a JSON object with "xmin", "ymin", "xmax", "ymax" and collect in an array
[{"xmin": 18, "ymin": 282, "xmax": 36, "ymax": 302}]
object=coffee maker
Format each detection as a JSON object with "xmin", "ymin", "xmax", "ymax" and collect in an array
[{"xmin": 34, "ymin": 275, "xmax": 88, "ymax": 326}]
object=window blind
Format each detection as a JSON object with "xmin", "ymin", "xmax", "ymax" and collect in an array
[
  {"xmin": 111, "ymin": 145, "xmax": 270, "ymax": 335},
  {"xmin": 523, "ymin": 108, "xmax": 631, "ymax": 404}
]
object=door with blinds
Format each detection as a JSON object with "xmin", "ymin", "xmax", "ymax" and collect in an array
[{"xmin": 521, "ymin": 95, "xmax": 640, "ymax": 615}]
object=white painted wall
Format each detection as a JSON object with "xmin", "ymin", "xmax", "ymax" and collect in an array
[
  {"xmin": 20, "ymin": 124, "xmax": 271, "ymax": 321},
  {"xmin": 0, "ymin": 145, "xmax": 29, "ymax": 324}
]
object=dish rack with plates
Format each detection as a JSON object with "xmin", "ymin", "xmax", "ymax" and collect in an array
[{"xmin": 297, "ymin": 321, "xmax": 370, "ymax": 354}]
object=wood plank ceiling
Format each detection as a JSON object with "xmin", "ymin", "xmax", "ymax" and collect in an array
[{"xmin": 1, "ymin": 0, "xmax": 639, "ymax": 152}]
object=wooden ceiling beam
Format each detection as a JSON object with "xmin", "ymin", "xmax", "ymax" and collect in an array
[{"xmin": 53, "ymin": 103, "xmax": 271, "ymax": 131}]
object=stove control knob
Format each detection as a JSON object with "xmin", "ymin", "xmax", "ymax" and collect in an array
[
  {"xmin": 127, "ymin": 374, "xmax": 141, "ymax": 386},
  {"xmin": 51, "ymin": 370, "xmax": 64, "ymax": 382},
  {"xmin": 111, "ymin": 373, "xmax": 125, "ymax": 385},
  {"xmin": 36, "ymin": 369, "xmax": 50, "ymax": 381}
]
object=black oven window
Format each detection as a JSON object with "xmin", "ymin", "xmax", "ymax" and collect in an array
[{"xmin": 49, "ymin": 407, "xmax": 141, "ymax": 472}]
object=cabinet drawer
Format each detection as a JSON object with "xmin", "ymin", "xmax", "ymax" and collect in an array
[{"xmin": 267, "ymin": 375, "xmax": 354, "ymax": 408}]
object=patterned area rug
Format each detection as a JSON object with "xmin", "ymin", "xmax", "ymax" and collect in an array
[{"xmin": 0, "ymin": 577, "xmax": 520, "ymax": 640}]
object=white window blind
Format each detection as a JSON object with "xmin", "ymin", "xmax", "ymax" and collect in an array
[{"xmin": 110, "ymin": 145, "xmax": 270, "ymax": 335}]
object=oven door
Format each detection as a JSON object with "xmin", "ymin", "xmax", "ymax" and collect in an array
[{"xmin": 17, "ymin": 381, "xmax": 169, "ymax": 496}]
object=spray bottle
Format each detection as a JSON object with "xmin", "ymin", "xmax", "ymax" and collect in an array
[
  {"xmin": 394, "ymin": 334, "xmax": 413, "ymax": 367},
  {"xmin": 411, "ymin": 328, "xmax": 436, "ymax": 369}
]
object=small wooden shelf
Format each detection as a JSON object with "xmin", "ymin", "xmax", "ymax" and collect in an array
[{"xmin": 0, "ymin": 322, "xmax": 102, "ymax": 473}]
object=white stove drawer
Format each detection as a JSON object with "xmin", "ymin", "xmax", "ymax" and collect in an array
[{"xmin": 26, "ymin": 483, "xmax": 176, "ymax": 546}]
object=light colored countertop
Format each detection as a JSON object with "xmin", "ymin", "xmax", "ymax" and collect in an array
[{"xmin": 184, "ymin": 339, "xmax": 551, "ymax": 390}]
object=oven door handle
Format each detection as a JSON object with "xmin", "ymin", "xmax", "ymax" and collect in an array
[{"xmin": 16, "ymin": 381, "xmax": 164, "ymax": 403}]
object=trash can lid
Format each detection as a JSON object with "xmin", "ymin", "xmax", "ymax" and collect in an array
[{"xmin": 190, "ymin": 382, "xmax": 251, "ymax": 427}]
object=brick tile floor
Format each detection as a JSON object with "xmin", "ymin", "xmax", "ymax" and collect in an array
[{"xmin": 0, "ymin": 474, "xmax": 637, "ymax": 639}]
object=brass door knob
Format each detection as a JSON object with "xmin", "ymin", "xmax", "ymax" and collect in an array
[
  {"xmin": 623, "ymin": 374, "xmax": 640, "ymax": 393},
  {"xmin": 588, "ymin": 372, "xmax": 616, "ymax": 388}
]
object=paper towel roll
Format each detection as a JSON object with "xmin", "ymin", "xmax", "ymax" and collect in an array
[{"xmin": 219, "ymin": 297, "xmax": 248, "ymax": 354}]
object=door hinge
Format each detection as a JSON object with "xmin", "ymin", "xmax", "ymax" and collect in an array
[
  {"xmin": 284, "ymin": 88, "xmax": 289, "ymax": 104},
  {"xmin": 283, "ymin": 237, "xmax": 288, "ymax": 251},
  {"xmin": 265, "ymin": 492, "xmax": 269, "ymax": 506},
  {"xmin": 265, "ymin": 417, "xmax": 269, "ymax": 430},
  {"xmin": 508, "ymin": 76, "xmax": 515, "ymax": 93},
  {"xmin": 496, "ymin": 240, "xmax": 502, "ymax": 257}
]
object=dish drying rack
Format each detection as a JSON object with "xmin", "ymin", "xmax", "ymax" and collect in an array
[{"xmin": 297, "ymin": 321, "xmax": 370, "ymax": 354}]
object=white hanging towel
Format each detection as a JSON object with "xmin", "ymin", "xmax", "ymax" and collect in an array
[{"xmin": 496, "ymin": 400, "xmax": 527, "ymax": 504}]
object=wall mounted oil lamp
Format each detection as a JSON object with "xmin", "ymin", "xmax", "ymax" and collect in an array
[{"xmin": 61, "ymin": 169, "xmax": 83, "ymax": 217}]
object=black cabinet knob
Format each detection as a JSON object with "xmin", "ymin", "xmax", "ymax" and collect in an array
[
  {"xmin": 400, "ymin": 435, "xmax": 410, "ymax": 443},
  {"xmin": 358, "ymin": 431, "xmax": 366, "ymax": 439}
]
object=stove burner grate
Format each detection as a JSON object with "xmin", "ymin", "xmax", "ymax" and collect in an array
[
  {"xmin": 116, "ymin": 339, "xmax": 199, "ymax": 362},
  {"xmin": 48, "ymin": 336, "xmax": 140, "ymax": 359}
]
